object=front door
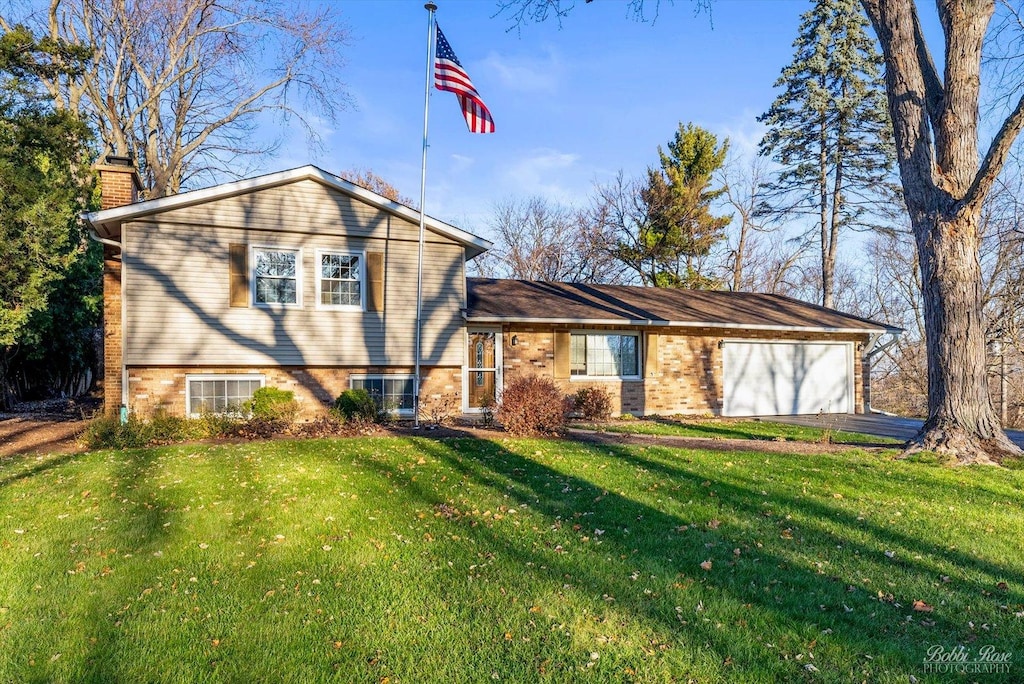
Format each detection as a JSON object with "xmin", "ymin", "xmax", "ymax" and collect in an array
[{"xmin": 466, "ymin": 330, "xmax": 499, "ymax": 410}]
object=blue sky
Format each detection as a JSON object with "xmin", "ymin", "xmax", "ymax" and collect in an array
[{"xmin": 271, "ymin": 0, "xmax": 810, "ymax": 231}]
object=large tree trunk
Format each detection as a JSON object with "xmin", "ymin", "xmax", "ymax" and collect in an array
[
  {"xmin": 862, "ymin": 0, "xmax": 1024, "ymax": 464},
  {"xmin": 911, "ymin": 208, "xmax": 1018, "ymax": 463}
]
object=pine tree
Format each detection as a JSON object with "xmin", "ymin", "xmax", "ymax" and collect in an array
[
  {"xmin": 615, "ymin": 123, "xmax": 730, "ymax": 288},
  {"xmin": 758, "ymin": 0, "xmax": 894, "ymax": 308}
]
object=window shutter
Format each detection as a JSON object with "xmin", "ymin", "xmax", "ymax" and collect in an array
[
  {"xmin": 553, "ymin": 331, "xmax": 570, "ymax": 378},
  {"xmin": 366, "ymin": 252, "xmax": 385, "ymax": 312},
  {"xmin": 228, "ymin": 244, "xmax": 249, "ymax": 307},
  {"xmin": 645, "ymin": 332, "xmax": 659, "ymax": 377}
]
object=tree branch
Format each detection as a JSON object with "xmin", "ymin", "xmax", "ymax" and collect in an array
[{"xmin": 961, "ymin": 91, "xmax": 1024, "ymax": 216}]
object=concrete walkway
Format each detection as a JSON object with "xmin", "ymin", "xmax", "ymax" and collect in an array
[{"xmin": 753, "ymin": 413, "xmax": 1024, "ymax": 447}]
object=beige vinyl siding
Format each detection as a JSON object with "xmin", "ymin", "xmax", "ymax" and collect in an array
[
  {"xmin": 123, "ymin": 181, "xmax": 465, "ymax": 366},
  {"xmin": 139, "ymin": 178, "xmax": 457, "ymax": 246}
]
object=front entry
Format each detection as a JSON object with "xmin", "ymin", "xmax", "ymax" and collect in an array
[{"xmin": 465, "ymin": 329, "xmax": 500, "ymax": 410}]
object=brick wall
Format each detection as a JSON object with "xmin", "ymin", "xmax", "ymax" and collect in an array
[
  {"xmin": 97, "ymin": 163, "xmax": 141, "ymax": 209},
  {"xmin": 125, "ymin": 365, "xmax": 462, "ymax": 420},
  {"xmin": 501, "ymin": 324, "xmax": 870, "ymax": 416},
  {"xmin": 102, "ymin": 246, "xmax": 122, "ymax": 414},
  {"xmin": 96, "ymin": 161, "xmax": 141, "ymax": 414}
]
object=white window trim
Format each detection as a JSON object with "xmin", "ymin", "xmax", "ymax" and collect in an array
[
  {"xmin": 251, "ymin": 245, "xmax": 303, "ymax": 308},
  {"xmin": 349, "ymin": 374, "xmax": 416, "ymax": 416},
  {"xmin": 569, "ymin": 330, "xmax": 643, "ymax": 381},
  {"xmin": 315, "ymin": 248, "xmax": 366, "ymax": 312},
  {"xmin": 184, "ymin": 373, "xmax": 266, "ymax": 418}
]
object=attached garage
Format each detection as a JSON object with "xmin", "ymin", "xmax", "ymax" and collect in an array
[
  {"xmin": 722, "ymin": 341, "xmax": 853, "ymax": 416},
  {"xmin": 465, "ymin": 279, "xmax": 902, "ymax": 418}
]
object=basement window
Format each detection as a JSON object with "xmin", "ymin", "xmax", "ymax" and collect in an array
[
  {"xmin": 186, "ymin": 374, "xmax": 265, "ymax": 417},
  {"xmin": 350, "ymin": 375, "xmax": 415, "ymax": 415}
]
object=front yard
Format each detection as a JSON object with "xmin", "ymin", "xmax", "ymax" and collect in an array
[{"xmin": 1, "ymin": 436, "xmax": 1022, "ymax": 682}]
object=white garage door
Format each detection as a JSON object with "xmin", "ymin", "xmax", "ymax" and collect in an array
[{"xmin": 722, "ymin": 341, "xmax": 853, "ymax": 416}]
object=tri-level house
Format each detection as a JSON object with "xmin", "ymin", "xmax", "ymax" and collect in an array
[{"xmin": 85, "ymin": 159, "xmax": 900, "ymax": 421}]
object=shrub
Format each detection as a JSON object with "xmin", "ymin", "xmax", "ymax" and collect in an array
[
  {"xmin": 246, "ymin": 386, "xmax": 298, "ymax": 422},
  {"xmin": 193, "ymin": 411, "xmax": 239, "ymax": 439},
  {"xmin": 496, "ymin": 376, "xmax": 568, "ymax": 436},
  {"xmin": 148, "ymin": 410, "xmax": 192, "ymax": 443},
  {"xmin": 573, "ymin": 387, "xmax": 612, "ymax": 421},
  {"xmin": 82, "ymin": 414, "xmax": 153, "ymax": 449},
  {"xmin": 335, "ymin": 389, "xmax": 378, "ymax": 421},
  {"xmin": 426, "ymin": 393, "xmax": 459, "ymax": 427}
]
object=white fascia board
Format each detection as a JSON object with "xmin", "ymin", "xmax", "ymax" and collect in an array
[
  {"xmin": 463, "ymin": 314, "xmax": 900, "ymax": 334},
  {"xmin": 83, "ymin": 165, "xmax": 492, "ymax": 255}
]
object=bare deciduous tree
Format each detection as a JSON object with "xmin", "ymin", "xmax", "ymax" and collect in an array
[
  {"xmin": 717, "ymin": 156, "xmax": 794, "ymax": 292},
  {"xmin": 860, "ymin": 0, "xmax": 1024, "ymax": 462},
  {"xmin": 478, "ymin": 196, "xmax": 623, "ymax": 283},
  {"xmin": 2, "ymin": 0, "xmax": 351, "ymax": 197},
  {"xmin": 339, "ymin": 168, "xmax": 415, "ymax": 207}
]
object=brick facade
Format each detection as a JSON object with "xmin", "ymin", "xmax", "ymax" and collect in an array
[
  {"xmin": 96, "ymin": 162, "xmax": 141, "ymax": 210},
  {"xmin": 102, "ymin": 247, "xmax": 123, "ymax": 414},
  {"xmin": 125, "ymin": 365, "xmax": 463, "ymax": 420},
  {"xmin": 500, "ymin": 324, "xmax": 870, "ymax": 416},
  {"xmin": 97, "ymin": 160, "xmax": 142, "ymax": 414}
]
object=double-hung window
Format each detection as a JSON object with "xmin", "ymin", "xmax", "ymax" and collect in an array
[
  {"xmin": 350, "ymin": 375, "xmax": 415, "ymax": 415},
  {"xmin": 318, "ymin": 251, "xmax": 363, "ymax": 309},
  {"xmin": 570, "ymin": 332, "xmax": 640, "ymax": 378},
  {"xmin": 253, "ymin": 248, "xmax": 300, "ymax": 305}
]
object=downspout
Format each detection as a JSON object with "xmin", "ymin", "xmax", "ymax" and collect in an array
[
  {"xmin": 864, "ymin": 330, "xmax": 902, "ymax": 415},
  {"xmin": 87, "ymin": 226, "xmax": 129, "ymax": 414}
]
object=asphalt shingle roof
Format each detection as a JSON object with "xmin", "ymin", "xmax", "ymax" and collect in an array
[{"xmin": 465, "ymin": 278, "xmax": 899, "ymax": 333}]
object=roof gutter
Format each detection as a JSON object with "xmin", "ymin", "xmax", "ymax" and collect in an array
[
  {"xmin": 87, "ymin": 224, "xmax": 121, "ymax": 251},
  {"xmin": 463, "ymin": 312, "xmax": 899, "ymax": 335},
  {"xmin": 864, "ymin": 329, "xmax": 903, "ymax": 416},
  {"xmin": 866, "ymin": 330, "xmax": 902, "ymax": 363}
]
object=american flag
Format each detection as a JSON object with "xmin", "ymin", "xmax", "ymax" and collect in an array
[{"xmin": 434, "ymin": 25, "xmax": 495, "ymax": 134}]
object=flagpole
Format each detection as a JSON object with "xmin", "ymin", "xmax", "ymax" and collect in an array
[{"xmin": 414, "ymin": 2, "xmax": 437, "ymax": 429}]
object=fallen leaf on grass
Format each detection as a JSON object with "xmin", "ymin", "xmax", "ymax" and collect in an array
[
  {"xmin": 912, "ymin": 600, "xmax": 934, "ymax": 613},
  {"xmin": 700, "ymin": 560, "xmax": 713, "ymax": 571}
]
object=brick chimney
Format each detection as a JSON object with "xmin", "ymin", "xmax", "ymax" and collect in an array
[
  {"xmin": 95, "ymin": 154, "xmax": 143, "ymax": 209},
  {"xmin": 93, "ymin": 155, "xmax": 142, "ymax": 415}
]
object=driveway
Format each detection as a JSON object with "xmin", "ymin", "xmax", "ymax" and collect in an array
[{"xmin": 754, "ymin": 413, "xmax": 1024, "ymax": 448}]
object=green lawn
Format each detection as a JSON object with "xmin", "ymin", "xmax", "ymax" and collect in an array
[
  {"xmin": 572, "ymin": 417, "xmax": 902, "ymax": 445},
  {"xmin": 1, "ymin": 437, "xmax": 1022, "ymax": 682}
]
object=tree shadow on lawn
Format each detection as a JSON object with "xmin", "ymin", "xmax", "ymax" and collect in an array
[
  {"xmin": 351, "ymin": 437, "xmax": 1023, "ymax": 681},
  {"xmin": 637, "ymin": 416, "xmax": 898, "ymax": 446},
  {"xmin": 610, "ymin": 442, "xmax": 1024, "ymax": 591},
  {"xmin": 84, "ymin": 449, "xmax": 178, "ymax": 681},
  {"xmin": 0, "ymin": 451, "xmax": 83, "ymax": 488}
]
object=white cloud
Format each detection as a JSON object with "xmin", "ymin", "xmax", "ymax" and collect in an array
[
  {"xmin": 449, "ymin": 153, "xmax": 475, "ymax": 174},
  {"xmin": 503, "ymin": 148, "xmax": 583, "ymax": 202},
  {"xmin": 479, "ymin": 47, "xmax": 564, "ymax": 94},
  {"xmin": 716, "ymin": 109, "xmax": 768, "ymax": 164}
]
